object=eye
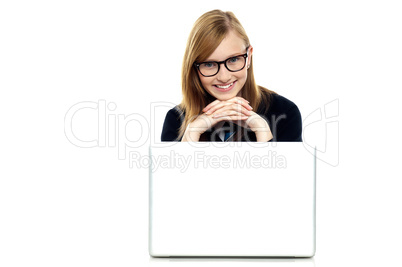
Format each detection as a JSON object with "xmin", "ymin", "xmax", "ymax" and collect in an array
[
  {"xmin": 201, "ymin": 62, "xmax": 216, "ymax": 68},
  {"xmin": 228, "ymin": 57, "xmax": 240, "ymax": 63}
]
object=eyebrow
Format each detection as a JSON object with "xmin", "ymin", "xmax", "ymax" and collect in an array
[{"xmin": 204, "ymin": 51, "xmax": 246, "ymax": 62}]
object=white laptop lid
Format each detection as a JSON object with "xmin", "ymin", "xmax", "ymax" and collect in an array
[{"xmin": 149, "ymin": 142, "xmax": 316, "ymax": 257}]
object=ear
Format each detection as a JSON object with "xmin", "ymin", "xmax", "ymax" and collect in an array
[
  {"xmin": 247, "ymin": 45, "xmax": 253, "ymax": 68},
  {"xmin": 248, "ymin": 45, "xmax": 254, "ymax": 56}
]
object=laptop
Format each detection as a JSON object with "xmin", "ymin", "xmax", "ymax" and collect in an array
[{"xmin": 149, "ymin": 142, "xmax": 316, "ymax": 257}]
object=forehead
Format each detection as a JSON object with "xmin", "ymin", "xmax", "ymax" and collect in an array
[{"xmin": 206, "ymin": 31, "xmax": 247, "ymax": 61}]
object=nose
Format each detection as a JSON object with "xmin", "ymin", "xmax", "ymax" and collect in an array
[{"xmin": 216, "ymin": 63, "xmax": 231, "ymax": 83}]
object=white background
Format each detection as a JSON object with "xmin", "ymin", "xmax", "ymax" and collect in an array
[{"xmin": 1, "ymin": 0, "xmax": 401, "ymax": 266}]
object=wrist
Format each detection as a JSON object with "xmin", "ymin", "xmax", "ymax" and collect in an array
[
  {"xmin": 255, "ymin": 131, "xmax": 273, "ymax": 142},
  {"xmin": 254, "ymin": 122, "xmax": 273, "ymax": 142},
  {"xmin": 182, "ymin": 127, "xmax": 201, "ymax": 142}
]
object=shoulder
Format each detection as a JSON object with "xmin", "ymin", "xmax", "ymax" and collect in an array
[
  {"xmin": 165, "ymin": 105, "xmax": 184, "ymax": 121},
  {"xmin": 257, "ymin": 92, "xmax": 302, "ymax": 142},
  {"xmin": 268, "ymin": 93, "xmax": 299, "ymax": 114},
  {"xmin": 257, "ymin": 92, "xmax": 300, "ymax": 118},
  {"xmin": 161, "ymin": 105, "xmax": 184, "ymax": 141}
]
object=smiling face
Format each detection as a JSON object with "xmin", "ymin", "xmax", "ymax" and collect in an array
[{"xmin": 197, "ymin": 30, "xmax": 253, "ymax": 101}]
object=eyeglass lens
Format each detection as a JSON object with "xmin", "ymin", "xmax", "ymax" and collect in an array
[{"xmin": 198, "ymin": 55, "xmax": 246, "ymax": 76}]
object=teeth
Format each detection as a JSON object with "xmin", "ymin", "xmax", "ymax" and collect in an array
[{"xmin": 216, "ymin": 82, "xmax": 233, "ymax": 89}]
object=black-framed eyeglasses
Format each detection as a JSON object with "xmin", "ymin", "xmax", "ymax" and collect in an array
[{"xmin": 194, "ymin": 51, "xmax": 249, "ymax": 77}]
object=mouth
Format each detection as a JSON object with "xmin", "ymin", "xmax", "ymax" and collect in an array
[{"xmin": 213, "ymin": 81, "xmax": 236, "ymax": 92}]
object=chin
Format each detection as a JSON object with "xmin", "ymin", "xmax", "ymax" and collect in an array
[
  {"xmin": 214, "ymin": 94, "xmax": 235, "ymax": 101},
  {"xmin": 208, "ymin": 88, "xmax": 241, "ymax": 101}
]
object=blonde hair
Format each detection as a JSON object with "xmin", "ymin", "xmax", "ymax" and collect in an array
[{"xmin": 178, "ymin": 9, "xmax": 274, "ymax": 140}]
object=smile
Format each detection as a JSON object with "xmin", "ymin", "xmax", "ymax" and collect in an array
[{"xmin": 213, "ymin": 81, "xmax": 236, "ymax": 92}]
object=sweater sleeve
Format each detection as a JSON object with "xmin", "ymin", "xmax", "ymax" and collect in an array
[
  {"xmin": 274, "ymin": 105, "xmax": 303, "ymax": 142},
  {"xmin": 161, "ymin": 107, "xmax": 183, "ymax": 141}
]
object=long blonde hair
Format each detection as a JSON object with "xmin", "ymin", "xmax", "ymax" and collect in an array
[{"xmin": 178, "ymin": 9, "xmax": 274, "ymax": 139}]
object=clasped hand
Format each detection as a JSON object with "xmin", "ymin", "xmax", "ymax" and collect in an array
[{"xmin": 182, "ymin": 97, "xmax": 273, "ymax": 142}]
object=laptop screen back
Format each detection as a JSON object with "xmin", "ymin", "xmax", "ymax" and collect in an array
[{"xmin": 149, "ymin": 142, "xmax": 316, "ymax": 257}]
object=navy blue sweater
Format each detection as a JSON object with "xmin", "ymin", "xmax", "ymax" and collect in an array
[{"xmin": 161, "ymin": 93, "xmax": 302, "ymax": 142}]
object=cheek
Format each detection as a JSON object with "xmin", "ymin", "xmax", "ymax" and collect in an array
[
  {"xmin": 242, "ymin": 69, "xmax": 248, "ymax": 80},
  {"xmin": 236, "ymin": 70, "xmax": 248, "ymax": 85},
  {"xmin": 199, "ymin": 76, "xmax": 213, "ymax": 89}
]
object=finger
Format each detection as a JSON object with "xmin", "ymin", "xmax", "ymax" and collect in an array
[
  {"xmin": 225, "ymin": 115, "xmax": 250, "ymax": 121},
  {"xmin": 212, "ymin": 109, "xmax": 247, "ymax": 118},
  {"xmin": 202, "ymin": 100, "xmax": 221, "ymax": 113},
  {"xmin": 229, "ymin": 115, "xmax": 250, "ymax": 121},
  {"xmin": 235, "ymin": 115, "xmax": 250, "ymax": 120},
  {"xmin": 212, "ymin": 104, "xmax": 252, "ymax": 117},
  {"xmin": 209, "ymin": 100, "xmax": 250, "ymax": 115},
  {"xmin": 212, "ymin": 114, "xmax": 249, "ymax": 123},
  {"xmin": 233, "ymin": 96, "xmax": 249, "ymax": 104},
  {"xmin": 238, "ymin": 99, "xmax": 253, "ymax": 111},
  {"xmin": 229, "ymin": 97, "xmax": 253, "ymax": 111},
  {"xmin": 205, "ymin": 101, "xmax": 231, "ymax": 115},
  {"xmin": 232, "ymin": 103, "xmax": 253, "ymax": 116},
  {"xmin": 204, "ymin": 97, "xmax": 252, "ymax": 114}
]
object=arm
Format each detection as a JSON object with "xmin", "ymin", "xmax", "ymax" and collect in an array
[
  {"xmin": 161, "ymin": 108, "xmax": 183, "ymax": 141},
  {"xmin": 182, "ymin": 97, "xmax": 252, "ymax": 142},
  {"xmin": 272, "ymin": 105, "xmax": 302, "ymax": 142}
]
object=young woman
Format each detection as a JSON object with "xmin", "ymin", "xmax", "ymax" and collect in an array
[{"xmin": 161, "ymin": 9, "xmax": 302, "ymax": 142}]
